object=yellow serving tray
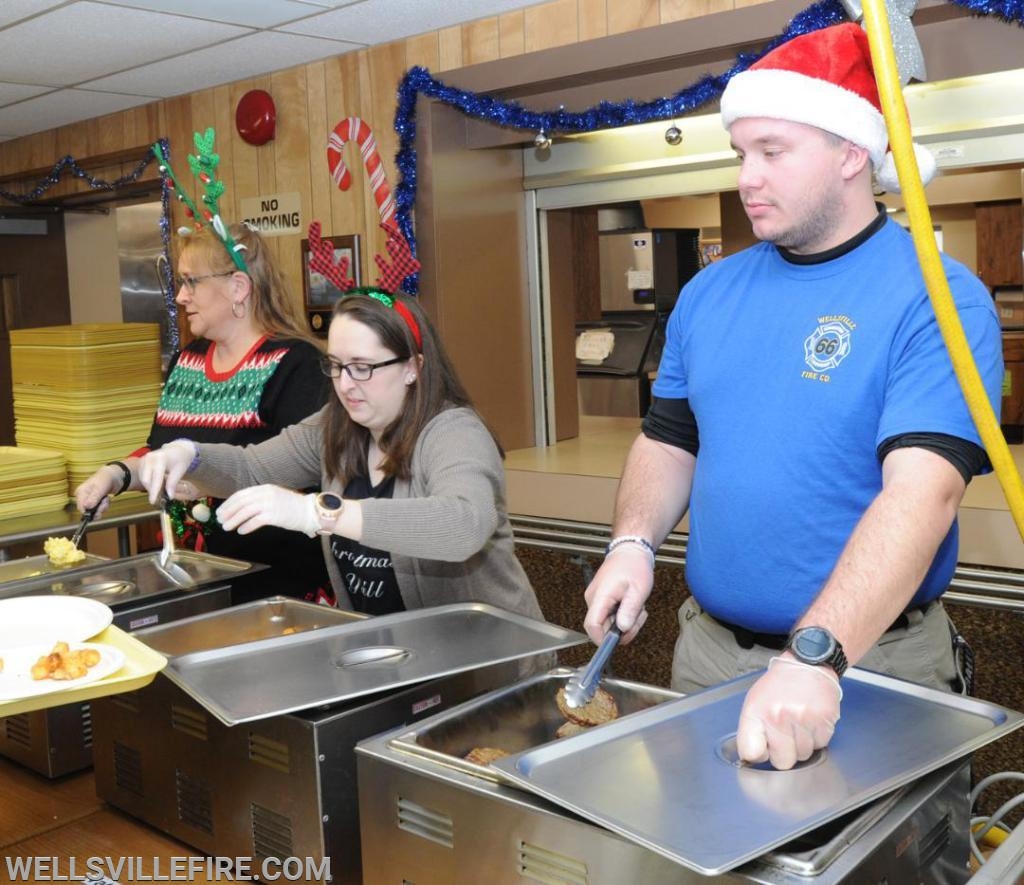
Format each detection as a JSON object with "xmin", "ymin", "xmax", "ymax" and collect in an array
[{"xmin": 0, "ymin": 625, "xmax": 167, "ymax": 717}]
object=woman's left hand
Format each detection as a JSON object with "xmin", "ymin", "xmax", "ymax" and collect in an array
[{"xmin": 216, "ymin": 485, "xmax": 319, "ymax": 537}]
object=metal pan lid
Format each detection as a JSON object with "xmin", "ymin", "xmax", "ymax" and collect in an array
[
  {"xmin": 491, "ymin": 668, "xmax": 1024, "ymax": 876},
  {"xmin": 157, "ymin": 603, "xmax": 587, "ymax": 726}
]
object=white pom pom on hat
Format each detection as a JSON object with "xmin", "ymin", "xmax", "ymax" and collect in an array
[{"xmin": 719, "ymin": 23, "xmax": 935, "ymax": 193}]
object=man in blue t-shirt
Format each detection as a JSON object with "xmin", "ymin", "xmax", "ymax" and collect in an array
[{"xmin": 582, "ymin": 24, "xmax": 1003, "ymax": 770}]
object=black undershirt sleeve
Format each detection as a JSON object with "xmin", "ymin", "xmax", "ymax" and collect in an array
[
  {"xmin": 642, "ymin": 401, "xmax": 984, "ymax": 483},
  {"xmin": 642, "ymin": 396, "xmax": 699, "ymax": 456},
  {"xmin": 877, "ymin": 432, "xmax": 989, "ymax": 484}
]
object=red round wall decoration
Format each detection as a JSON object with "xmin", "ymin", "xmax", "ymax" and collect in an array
[{"xmin": 235, "ymin": 90, "xmax": 276, "ymax": 145}]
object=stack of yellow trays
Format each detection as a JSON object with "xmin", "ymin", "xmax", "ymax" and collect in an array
[
  {"xmin": 0, "ymin": 446, "xmax": 68, "ymax": 519},
  {"xmin": 10, "ymin": 323, "xmax": 162, "ymax": 496}
]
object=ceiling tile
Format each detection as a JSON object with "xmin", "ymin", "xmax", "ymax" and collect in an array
[
  {"xmin": 0, "ymin": 1, "xmax": 251, "ymax": 87},
  {"xmin": 84, "ymin": 31, "xmax": 363, "ymax": 99},
  {"xmin": 0, "ymin": 88, "xmax": 153, "ymax": 139},
  {"xmin": 0, "ymin": 0, "xmax": 65, "ymax": 29},
  {"xmin": 0, "ymin": 82, "xmax": 54, "ymax": 107},
  {"xmin": 290, "ymin": 0, "xmax": 365, "ymax": 7},
  {"xmin": 97, "ymin": 0, "xmax": 322, "ymax": 29},
  {"xmin": 280, "ymin": 0, "xmax": 541, "ymax": 43}
]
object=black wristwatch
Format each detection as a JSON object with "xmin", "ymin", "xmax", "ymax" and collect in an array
[{"xmin": 784, "ymin": 626, "xmax": 848, "ymax": 678}]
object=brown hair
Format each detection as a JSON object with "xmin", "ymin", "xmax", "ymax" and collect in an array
[
  {"xmin": 322, "ymin": 292, "xmax": 500, "ymax": 484},
  {"xmin": 178, "ymin": 223, "xmax": 316, "ymax": 343}
]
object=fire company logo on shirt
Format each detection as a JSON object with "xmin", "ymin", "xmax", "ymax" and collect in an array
[{"xmin": 802, "ymin": 316, "xmax": 855, "ymax": 382}]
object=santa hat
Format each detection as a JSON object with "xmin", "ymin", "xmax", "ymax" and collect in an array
[{"xmin": 719, "ymin": 23, "xmax": 935, "ymax": 193}]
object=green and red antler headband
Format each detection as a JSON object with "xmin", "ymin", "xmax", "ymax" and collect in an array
[
  {"xmin": 152, "ymin": 128, "xmax": 249, "ymax": 274},
  {"xmin": 308, "ymin": 219, "xmax": 422, "ymax": 350}
]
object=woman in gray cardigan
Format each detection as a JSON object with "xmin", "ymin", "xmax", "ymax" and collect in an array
[{"xmin": 138, "ymin": 291, "xmax": 545, "ymax": 623}]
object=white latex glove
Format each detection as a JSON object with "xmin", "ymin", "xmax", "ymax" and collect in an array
[
  {"xmin": 736, "ymin": 656, "xmax": 843, "ymax": 771},
  {"xmin": 216, "ymin": 486, "xmax": 319, "ymax": 537},
  {"xmin": 582, "ymin": 544, "xmax": 652, "ymax": 646},
  {"xmin": 138, "ymin": 440, "xmax": 198, "ymax": 504},
  {"xmin": 74, "ymin": 465, "xmax": 121, "ymax": 516}
]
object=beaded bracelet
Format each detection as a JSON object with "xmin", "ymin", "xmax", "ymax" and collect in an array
[
  {"xmin": 172, "ymin": 438, "xmax": 201, "ymax": 473},
  {"xmin": 104, "ymin": 461, "xmax": 132, "ymax": 496},
  {"xmin": 606, "ymin": 535, "xmax": 657, "ymax": 561}
]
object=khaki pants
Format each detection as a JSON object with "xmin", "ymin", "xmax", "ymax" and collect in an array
[{"xmin": 670, "ymin": 595, "xmax": 963, "ymax": 695}]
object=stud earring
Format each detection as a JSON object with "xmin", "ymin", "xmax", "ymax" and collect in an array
[{"xmin": 405, "ymin": 375, "xmax": 416, "ymax": 385}]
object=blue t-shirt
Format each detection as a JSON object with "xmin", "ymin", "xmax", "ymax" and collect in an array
[{"xmin": 652, "ymin": 219, "xmax": 1003, "ymax": 633}]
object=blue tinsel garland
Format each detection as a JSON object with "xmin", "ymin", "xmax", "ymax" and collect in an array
[
  {"xmin": 155, "ymin": 137, "xmax": 179, "ymax": 353},
  {"xmin": 393, "ymin": 0, "xmax": 1024, "ymax": 295}
]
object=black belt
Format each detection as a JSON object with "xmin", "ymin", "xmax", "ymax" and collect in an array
[{"xmin": 709, "ymin": 602, "xmax": 934, "ymax": 651}]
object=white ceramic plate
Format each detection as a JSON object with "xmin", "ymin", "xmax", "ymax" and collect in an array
[
  {"xmin": 0, "ymin": 642, "xmax": 125, "ymax": 701},
  {"xmin": 0, "ymin": 596, "xmax": 113, "ymax": 649}
]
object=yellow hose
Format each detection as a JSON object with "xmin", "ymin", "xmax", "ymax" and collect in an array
[{"xmin": 860, "ymin": 0, "xmax": 1024, "ymax": 538}]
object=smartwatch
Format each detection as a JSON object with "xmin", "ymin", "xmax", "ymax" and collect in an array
[
  {"xmin": 314, "ymin": 492, "xmax": 344, "ymax": 535},
  {"xmin": 784, "ymin": 626, "xmax": 848, "ymax": 678}
]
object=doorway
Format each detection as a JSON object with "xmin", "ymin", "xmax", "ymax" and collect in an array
[{"xmin": 0, "ymin": 210, "xmax": 70, "ymax": 445}]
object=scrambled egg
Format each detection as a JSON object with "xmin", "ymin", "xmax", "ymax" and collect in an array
[{"xmin": 43, "ymin": 536, "xmax": 86, "ymax": 566}]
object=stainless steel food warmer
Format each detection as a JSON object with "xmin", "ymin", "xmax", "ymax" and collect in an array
[
  {"xmin": 0, "ymin": 549, "xmax": 261, "ymax": 776},
  {"xmin": 357, "ymin": 668, "xmax": 1024, "ymax": 884},
  {"xmin": 92, "ymin": 600, "xmax": 586, "ymax": 885}
]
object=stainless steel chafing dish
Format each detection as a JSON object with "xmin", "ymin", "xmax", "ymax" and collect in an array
[
  {"xmin": 356, "ymin": 669, "xmax": 1024, "ymax": 884},
  {"xmin": 93, "ymin": 600, "xmax": 587, "ymax": 885},
  {"xmin": 0, "ymin": 549, "xmax": 261, "ymax": 776}
]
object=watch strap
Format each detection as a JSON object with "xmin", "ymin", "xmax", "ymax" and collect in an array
[{"xmin": 785, "ymin": 627, "xmax": 848, "ymax": 678}]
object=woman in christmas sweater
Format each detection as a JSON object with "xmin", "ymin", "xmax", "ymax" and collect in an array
[{"xmin": 75, "ymin": 223, "xmax": 331, "ymax": 603}]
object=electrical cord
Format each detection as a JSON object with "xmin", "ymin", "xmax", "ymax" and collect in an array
[{"xmin": 968, "ymin": 771, "xmax": 1024, "ymax": 866}]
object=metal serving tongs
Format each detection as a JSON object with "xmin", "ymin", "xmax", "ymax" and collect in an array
[
  {"xmin": 563, "ymin": 619, "xmax": 622, "ymax": 709},
  {"xmin": 156, "ymin": 495, "xmax": 194, "ymax": 587},
  {"xmin": 70, "ymin": 504, "xmax": 100, "ymax": 549}
]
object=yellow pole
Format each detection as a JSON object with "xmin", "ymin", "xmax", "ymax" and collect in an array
[{"xmin": 859, "ymin": 0, "xmax": 1024, "ymax": 538}]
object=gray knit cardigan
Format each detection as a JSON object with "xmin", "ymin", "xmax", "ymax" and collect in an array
[{"xmin": 188, "ymin": 405, "xmax": 545, "ymax": 620}]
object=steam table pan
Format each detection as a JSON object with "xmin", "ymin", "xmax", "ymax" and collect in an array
[{"xmin": 492, "ymin": 667, "xmax": 1024, "ymax": 876}]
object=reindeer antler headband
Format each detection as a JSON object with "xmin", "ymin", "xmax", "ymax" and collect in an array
[
  {"xmin": 308, "ymin": 220, "xmax": 423, "ymax": 349},
  {"xmin": 152, "ymin": 128, "xmax": 249, "ymax": 273}
]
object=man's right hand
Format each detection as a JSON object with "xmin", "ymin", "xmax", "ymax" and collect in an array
[{"xmin": 582, "ymin": 544, "xmax": 653, "ymax": 645}]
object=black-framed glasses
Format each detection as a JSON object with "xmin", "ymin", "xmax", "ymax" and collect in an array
[
  {"xmin": 174, "ymin": 271, "xmax": 235, "ymax": 292},
  {"xmin": 319, "ymin": 355, "xmax": 404, "ymax": 381}
]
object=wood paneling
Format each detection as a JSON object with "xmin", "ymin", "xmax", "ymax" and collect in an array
[
  {"xmin": 498, "ymin": 11, "xmax": 527, "ymax": 56},
  {"xmin": 977, "ymin": 200, "xmax": 1023, "ymax": 289},
  {"xmin": 524, "ymin": 0, "xmax": 579, "ymax": 52},
  {"xmin": 464, "ymin": 17, "xmax": 501, "ymax": 66},
  {"xmin": 608, "ymin": 0, "xmax": 660, "ymax": 34}
]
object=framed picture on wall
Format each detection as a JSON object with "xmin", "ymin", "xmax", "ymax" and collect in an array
[{"xmin": 301, "ymin": 233, "xmax": 360, "ymax": 309}]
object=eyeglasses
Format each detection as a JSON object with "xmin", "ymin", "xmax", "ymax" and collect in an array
[
  {"xmin": 174, "ymin": 271, "xmax": 234, "ymax": 292},
  {"xmin": 319, "ymin": 355, "xmax": 404, "ymax": 381}
]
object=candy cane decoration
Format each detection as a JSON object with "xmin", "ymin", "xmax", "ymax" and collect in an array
[{"xmin": 327, "ymin": 117, "xmax": 395, "ymax": 227}]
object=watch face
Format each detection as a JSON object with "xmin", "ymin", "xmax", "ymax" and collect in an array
[
  {"xmin": 319, "ymin": 492, "xmax": 342, "ymax": 511},
  {"xmin": 793, "ymin": 627, "xmax": 834, "ymax": 662}
]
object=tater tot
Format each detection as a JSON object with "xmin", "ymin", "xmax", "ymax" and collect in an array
[{"xmin": 29, "ymin": 641, "xmax": 102, "ymax": 681}]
